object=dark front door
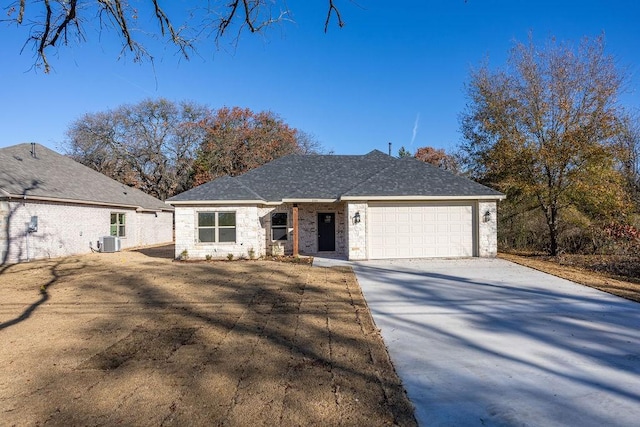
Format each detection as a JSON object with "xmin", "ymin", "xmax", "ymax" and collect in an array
[{"xmin": 317, "ymin": 213, "xmax": 336, "ymax": 251}]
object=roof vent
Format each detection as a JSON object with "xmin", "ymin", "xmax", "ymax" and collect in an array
[{"xmin": 30, "ymin": 142, "xmax": 37, "ymax": 158}]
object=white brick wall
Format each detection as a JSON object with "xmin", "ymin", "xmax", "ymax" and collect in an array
[
  {"xmin": 134, "ymin": 210, "xmax": 174, "ymax": 248},
  {"xmin": 0, "ymin": 201, "xmax": 8, "ymax": 263},
  {"xmin": 1, "ymin": 199, "xmax": 173, "ymax": 264},
  {"xmin": 478, "ymin": 200, "xmax": 498, "ymax": 257}
]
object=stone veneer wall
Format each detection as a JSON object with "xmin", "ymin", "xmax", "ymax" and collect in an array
[
  {"xmin": 173, "ymin": 199, "xmax": 500, "ymax": 260},
  {"xmin": 478, "ymin": 200, "xmax": 498, "ymax": 257},
  {"xmin": 174, "ymin": 205, "xmax": 265, "ymax": 260},
  {"xmin": 174, "ymin": 202, "xmax": 348, "ymax": 259},
  {"xmin": 262, "ymin": 205, "xmax": 291, "ymax": 256},
  {"xmin": 346, "ymin": 202, "xmax": 368, "ymax": 260},
  {"xmin": 297, "ymin": 203, "xmax": 347, "ymax": 256},
  {"xmin": 1, "ymin": 199, "xmax": 173, "ymax": 264}
]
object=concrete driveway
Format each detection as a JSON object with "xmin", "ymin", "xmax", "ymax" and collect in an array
[{"xmin": 353, "ymin": 258, "xmax": 640, "ymax": 427}]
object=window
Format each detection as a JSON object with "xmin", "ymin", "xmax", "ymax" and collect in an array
[
  {"xmin": 271, "ymin": 212, "xmax": 288, "ymax": 241},
  {"xmin": 198, "ymin": 212, "xmax": 236, "ymax": 243},
  {"xmin": 110, "ymin": 213, "xmax": 126, "ymax": 237}
]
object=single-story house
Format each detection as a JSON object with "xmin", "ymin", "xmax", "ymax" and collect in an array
[
  {"xmin": 0, "ymin": 143, "xmax": 174, "ymax": 264},
  {"xmin": 167, "ymin": 150, "xmax": 505, "ymax": 260}
]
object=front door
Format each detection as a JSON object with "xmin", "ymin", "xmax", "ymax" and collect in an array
[{"xmin": 317, "ymin": 213, "xmax": 335, "ymax": 251}]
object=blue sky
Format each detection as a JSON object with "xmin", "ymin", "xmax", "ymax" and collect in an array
[{"xmin": 1, "ymin": 0, "xmax": 639, "ymax": 156}]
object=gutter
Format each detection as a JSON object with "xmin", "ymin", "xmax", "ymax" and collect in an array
[
  {"xmin": 281, "ymin": 198, "xmax": 338, "ymax": 203},
  {"xmin": 166, "ymin": 199, "xmax": 268, "ymax": 206},
  {"xmin": 340, "ymin": 195, "xmax": 507, "ymax": 201},
  {"xmin": 3, "ymin": 193, "xmax": 172, "ymax": 212}
]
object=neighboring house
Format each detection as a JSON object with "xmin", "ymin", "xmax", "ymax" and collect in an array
[
  {"xmin": 167, "ymin": 150, "xmax": 505, "ymax": 260},
  {"xmin": 0, "ymin": 143, "xmax": 174, "ymax": 264}
]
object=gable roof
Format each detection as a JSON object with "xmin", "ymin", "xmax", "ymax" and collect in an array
[
  {"xmin": 168, "ymin": 150, "xmax": 504, "ymax": 204},
  {"xmin": 0, "ymin": 143, "xmax": 171, "ymax": 212}
]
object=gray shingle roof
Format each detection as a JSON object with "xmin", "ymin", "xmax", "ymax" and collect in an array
[
  {"xmin": 168, "ymin": 150, "xmax": 504, "ymax": 203},
  {"xmin": 0, "ymin": 143, "xmax": 171, "ymax": 211},
  {"xmin": 172, "ymin": 176, "xmax": 265, "ymax": 202},
  {"xmin": 343, "ymin": 156, "xmax": 505, "ymax": 198}
]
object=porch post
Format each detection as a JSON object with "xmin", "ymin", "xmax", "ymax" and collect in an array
[{"xmin": 292, "ymin": 204, "xmax": 299, "ymax": 256}]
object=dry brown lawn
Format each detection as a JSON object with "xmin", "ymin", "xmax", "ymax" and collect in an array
[
  {"xmin": 499, "ymin": 252, "xmax": 640, "ymax": 303},
  {"xmin": 0, "ymin": 246, "xmax": 416, "ymax": 426}
]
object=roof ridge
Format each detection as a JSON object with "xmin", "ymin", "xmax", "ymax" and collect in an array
[
  {"xmin": 233, "ymin": 176, "xmax": 265, "ymax": 200},
  {"xmin": 340, "ymin": 157, "xmax": 400, "ymax": 196}
]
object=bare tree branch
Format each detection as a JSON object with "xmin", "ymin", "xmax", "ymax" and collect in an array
[
  {"xmin": 17, "ymin": 0, "xmax": 24, "ymax": 23},
  {"xmin": 325, "ymin": 0, "xmax": 344, "ymax": 32},
  {"xmin": 37, "ymin": 0, "xmax": 53, "ymax": 72},
  {"xmin": 49, "ymin": 0, "xmax": 77, "ymax": 47},
  {"xmin": 4, "ymin": 1, "xmax": 345, "ymax": 73}
]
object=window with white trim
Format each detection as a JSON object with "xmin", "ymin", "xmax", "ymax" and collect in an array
[
  {"xmin": 271, "ymin": 212, "xmax": 288, "ymax": 241},
  {"xmin": 198, "ymin": 212, "xmax": 236, "ymax": 243},
  {"xmin": 110, "ymin": 213, "xmax": 126, "ymax": 237}
]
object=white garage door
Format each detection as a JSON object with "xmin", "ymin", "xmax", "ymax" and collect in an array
[{"xmin": 368, "ymin": 202, "xmax": 475, "ymax": 259}]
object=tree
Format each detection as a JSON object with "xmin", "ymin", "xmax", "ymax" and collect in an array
[
  {"xmin": 191, "ymin": 106, "xmax": 303, "ymax": 185},
  {"xmin": 295, "ymin": 130, "xmax": 328, "ymax": 155},
  {"xmin": 397, "ymin": 146, "xmax": 412, "ymax": 158},
  {"xmin": 65, "ymin": 98, "xmax": 210, "ymax": 200},
  {"xmin": 3, "ymin": 0, "xmax": 346, "ymax": 73},
  {"xmin": 616, "ymin": 114, "xmax": 640, "ymax": 208},
  {"xmin": 414, "ymin": 146, "xmax": 459, "ymax": 172},
  {"xmin": 461, "ymin": 35, "xmax": 630, "ymax": 255}
]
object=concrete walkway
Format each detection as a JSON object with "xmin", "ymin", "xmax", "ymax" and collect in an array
[{"xmin": 353, "ymin": 258, "xmax": 640, "ymax": 427}]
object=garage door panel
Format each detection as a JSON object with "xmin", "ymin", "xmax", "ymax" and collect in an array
[{"xmin": 369, "ymin": 203, "xmax": 474, "ymax": 259}]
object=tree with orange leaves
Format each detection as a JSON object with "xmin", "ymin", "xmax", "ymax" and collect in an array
[
  {"xmin": 414, "ymin": 146, "xmax": 459, "ymax": 172},
  {"xmin": 191, "ymin": 107, "xmax": 304, "ymax": 185}
]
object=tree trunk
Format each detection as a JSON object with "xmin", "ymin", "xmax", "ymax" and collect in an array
[{"xmin": 547, "ymin": 205, "xmax": 559, "ymax": 256}]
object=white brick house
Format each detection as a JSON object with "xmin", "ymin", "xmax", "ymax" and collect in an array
[
  {"xmin": 167, "ymin": 150, "xmax": 505, "ymax": 261},
  {"xmin": 1, "ymin": 143, "xmax": 174, "ymax": 264}
]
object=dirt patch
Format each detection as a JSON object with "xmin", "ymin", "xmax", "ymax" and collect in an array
[
  {"xmin": 79, "ymin": 326, "xmax": 198, "ymax": 370},
  {"xmin": 499, "ymin": 252, "xmax": 640, "ymax": 303},
  {"xmin": 0, "ymin": 247, "xmax": 416, "ymax": 426}
]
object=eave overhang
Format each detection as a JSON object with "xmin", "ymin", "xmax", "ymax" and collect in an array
[
  {"xmin": 281, "ymin": 198, "xmax": 339, "ymax": 203},
  {"xmin": 340, "ymin": 194, "xmax": 507, "ymax": 201},
  {"xmin": 2, "ymin": 193, "xmax": 172, "ymax": 212},
  {"xmin": 167, "ymin": 199, "xmax": 268, "ymax": 206}
]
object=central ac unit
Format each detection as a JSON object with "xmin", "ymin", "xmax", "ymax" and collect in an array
[{"xmin": 101, "ymin": 236, "xmax": 121, "ymax": 253}]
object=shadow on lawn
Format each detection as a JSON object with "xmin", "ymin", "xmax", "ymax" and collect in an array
[
  {"xmin": 132, "ymin": 243, "xmax": 175, "ymax": 260},
  {"xmin": 0, "ymin": 258, "xmax": 87, "ymax": 331},
  {"xmin": 1, "ymin": 253, "xmax": 417, "ymax": 426}
]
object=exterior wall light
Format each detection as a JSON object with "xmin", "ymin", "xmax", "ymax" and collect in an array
[
  {"xmin": 353, "ymin": 211, "xmax": 361, "ymax": 224},
  {"xmin": 483, "ymin": 210, "xmax": 491, "ymax": 223}
]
